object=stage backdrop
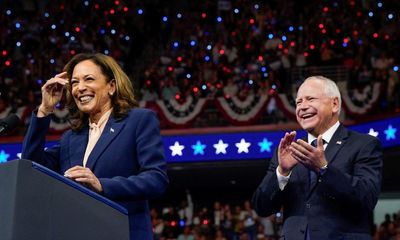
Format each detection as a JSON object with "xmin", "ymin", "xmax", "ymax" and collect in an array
[{"xmin": 1, "ymin": 116, "xmax": 399, "ymax": 164}]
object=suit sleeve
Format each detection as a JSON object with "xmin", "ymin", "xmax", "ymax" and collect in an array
[
  {"xmin": 99, "ymin": 111, "xmax": 169, "ymax": 201},
  {"xmin": 252, "ymin": 150, "xmax": 285, "ymax": 217},
  {"xmin": 21, "ymin": 112, "xmax": 61, "ymax": 171},
  {"xmin": 317, "ymin": 136, "xmax": 382, "ymax": 211}
]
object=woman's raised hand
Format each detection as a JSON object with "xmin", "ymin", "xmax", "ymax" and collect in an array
[{"xmin": 38, "ymin": 72, "xmax": 68, "ymax": 117}]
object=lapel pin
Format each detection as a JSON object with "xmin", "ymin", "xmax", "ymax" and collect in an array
[
  {"xmin": 110, "ymin": 128, "xmax": 114, "ymax": 133},
  {"xmin": 336, "ymin": 141, "xmax": 342, "ymax": 145}
]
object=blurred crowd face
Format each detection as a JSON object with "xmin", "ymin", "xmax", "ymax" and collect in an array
[
  {"xmin": 295, "ymin": 78, "xmax": 339, "ymax": 136},
  {"xmin": 70, "ymin": 60, "xmax": 115, "ymax": 122}
]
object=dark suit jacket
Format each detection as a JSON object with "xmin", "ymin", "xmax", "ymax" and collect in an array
[
  {"xmin": 22, "ymin": 108, "xmax": 169, "ymax": 240},
  {"xmin": 252, "ymin": 124, "xmax": 382, "ymax": 240}
]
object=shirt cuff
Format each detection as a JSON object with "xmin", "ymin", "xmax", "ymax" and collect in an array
[{"xmin": 276, "ymin": 167, "xmax": 291, "ymax": 190}]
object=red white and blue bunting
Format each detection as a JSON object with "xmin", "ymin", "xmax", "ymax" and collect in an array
[
  {"xmin": 215, "ymin": 94, "xmax": 269, "ymax": 125},
  {"xmin": 0, "ymin": 82, "xmax": 384, "ymax": 130},
  {"xmin": 142, "ymin": 96, "xmax": 208, "ymax": 128},
  {"xmin": 49, "ymin": 107, "xmax": 70, "ymax": 133},
  {"xmin": 338, "ymin": 82, "xmax": 382, "ymax": 116}
]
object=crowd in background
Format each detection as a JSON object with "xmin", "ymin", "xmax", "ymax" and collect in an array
[
  {"xmin": 149, "ymin": 192, "xmax": 400, "ymax": 240},
  {"xmin": 0, "ymin": 0, "xmax": 155, "ymax": 120},
  {"xmin": 1, "ymin": 0, "xmax": 400, "ymax": 132},
  {"xmin": 141, "ymin": 0, "xmax": 400, "ymax": 107}
]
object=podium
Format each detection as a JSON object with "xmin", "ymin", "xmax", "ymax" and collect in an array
[{"xmin": 0, "ymin": 160, "xmax": 129, "ymax": 240}]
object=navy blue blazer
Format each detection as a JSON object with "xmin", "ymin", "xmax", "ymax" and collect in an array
[
  {"xmin": 22, "ymin": 108, "xmax": 169, "ymax": 240},
  {"xmin": 252, "ymin": 125, "xmax": 383, "ymax": 240}
]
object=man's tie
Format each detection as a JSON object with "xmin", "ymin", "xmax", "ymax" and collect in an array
[
  {"xmin": 307, "ymin": 138, "xmax": 328, "ymax": 239},
  {"xmin": 309, "ymin": 139, "xmax": 327, "ymax": 186},
  {"xmin": 309, "ymin": 139, "xmax": 318, "ymax": 187}
]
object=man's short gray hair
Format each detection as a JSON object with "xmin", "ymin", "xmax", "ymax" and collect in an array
[{"xmin": 304, "ymin": 76, "xmax": 342, "ymax": 113}]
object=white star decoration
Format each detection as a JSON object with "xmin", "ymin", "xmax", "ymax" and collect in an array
[
  {"xmin": 368, "ymin": 128, "xmax": 379, "ymax": 137},
  {"xmin": 235, "ymin": 138, "xmax": 251, "ymax": 154},
  {"xmin": 213, "ymin": 140, "xmax": 229, "ymax": 154},
  {"xmin": 169, "ymin": 141, "xmax": 185, "ymax": 156}
]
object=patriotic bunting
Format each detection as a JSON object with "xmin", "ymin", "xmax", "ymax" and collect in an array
[{"xmin": 0, "ymin": 82, "xmax": 384, "ymax": 129}]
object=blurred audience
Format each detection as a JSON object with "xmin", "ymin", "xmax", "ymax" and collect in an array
[
  {"xmin": 1, "ymin": 0, "xmax": 400, "ymax": 132},
  {"xmin": 152, "ymin": 192, "xmax": 400, "ymax": 239}
]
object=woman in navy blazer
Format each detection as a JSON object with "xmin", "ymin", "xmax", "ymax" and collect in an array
[{"xmin": 22, "ymin": 53, "xmax": 169, "ymax": 239}]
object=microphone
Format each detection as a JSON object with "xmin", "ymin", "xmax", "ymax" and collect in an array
[{"xmin": 0, "ymin": 114, "xmax": 20, "ymax": 135}]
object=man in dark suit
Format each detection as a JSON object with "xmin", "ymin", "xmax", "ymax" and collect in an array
[{"xmin": 252, "ymin": 76, "xmax": 382, "ymax": 239}]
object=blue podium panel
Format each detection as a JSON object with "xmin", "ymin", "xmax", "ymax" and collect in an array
[{"xmin": 0, "ymin": 160, "xmax": 129, "ymax": 240}]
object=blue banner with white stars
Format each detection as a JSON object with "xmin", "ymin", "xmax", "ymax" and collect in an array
[
  {"xmin": 164, "ymin": 130, "xmax": 303, "ymax": 163},
  {"xmin": 1, "ymin": 116, "xmax": 399, "ymax": 164}
]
